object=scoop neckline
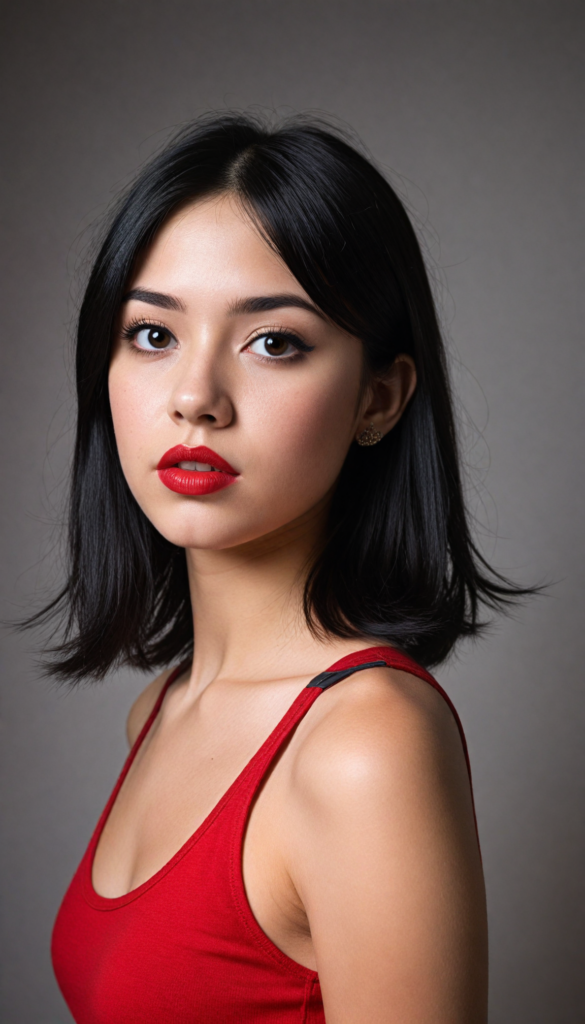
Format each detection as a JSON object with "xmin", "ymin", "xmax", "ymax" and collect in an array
[
  {"xmin": 82, "ymin": 677, "xmax": 315, "ymax": 911},
  {"xmin": 82, "ymin": 645, "xmax": 405, "ymax": 910}
]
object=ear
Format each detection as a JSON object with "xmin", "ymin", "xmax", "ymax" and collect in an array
[{"xmin": 355, "ymin": 355, "xmax": 417, "ymax": 442}]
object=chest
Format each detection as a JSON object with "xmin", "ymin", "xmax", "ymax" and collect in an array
[
  {"xmin": 93, "ymin": 692, "xmax": 280, "ymax": 894},
  {"xmin": 90, "ymin": 681, "xmax": 314, "ymax": 966}
]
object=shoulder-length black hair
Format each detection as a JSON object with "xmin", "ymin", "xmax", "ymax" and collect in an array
[{"xmin": 28, "ymin": 112, "xmax": 531, "ymax": 679}]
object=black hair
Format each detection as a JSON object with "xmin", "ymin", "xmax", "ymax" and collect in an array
[{"xmin": 25, "ymin": 111, "xmax": 532, "ymax": 679}]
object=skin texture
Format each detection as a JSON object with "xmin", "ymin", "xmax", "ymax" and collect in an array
[{"xmin": 98, "ymin": 194, "xmax": 488, "ymax": 1022}]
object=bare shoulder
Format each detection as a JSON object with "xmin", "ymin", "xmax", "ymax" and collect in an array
[
  {"xmin": 292, "ymin": 665, "xmax": 473, "ymax": 821},
  {"xmin": 126, "ymin": 669, "xmax": 176, "ymax": 748},
  {"xmin": 283, "ymin": 665, "xmax": 487, "ymax": 1022}
]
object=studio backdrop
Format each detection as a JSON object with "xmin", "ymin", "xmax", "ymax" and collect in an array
[{"xmin": 1, "ymin": 1, "xmax": 583, "ymax": 1022}]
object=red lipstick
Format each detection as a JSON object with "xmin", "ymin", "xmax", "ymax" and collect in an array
[{"xmin": 157, "ymin": 445, "xmax": 239, "ymax": 496}]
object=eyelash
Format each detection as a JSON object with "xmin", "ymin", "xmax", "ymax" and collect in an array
[
  {"xmin": 120, "ymin": 318, "xmax": 315, "ymax": 361},
  {"xmin": 121, "ymin": 317, "xmax": 175, "ymax": 353},
  {"xmin": 246, "ymin": 326, "xmax": 314, "ymax": 362}
]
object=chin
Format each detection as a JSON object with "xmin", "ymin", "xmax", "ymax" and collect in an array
[
  {"xmin": 148, "ymin": 494, "xmax": 323, "ymax": 553},
  {"xmin": 145, "ymin": 507, "xmax": 281, "ymax": 552}
]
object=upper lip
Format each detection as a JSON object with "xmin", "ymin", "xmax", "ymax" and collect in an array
[{"xmin": 157, "ymin": 445, "xmax": 239, "ymax": 475}]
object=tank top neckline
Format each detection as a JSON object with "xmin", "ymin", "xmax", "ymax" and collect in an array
[
  {"xmin": 81, "ymin": 645, "xmax": 446, "ymax": 912},
  {"xmin": 82, "ymin": 662, "xmax": 314, "ymax": 910},
  {"xmin": 53, "ymin": 645, "xmax": 477, "ymax": 1020}
]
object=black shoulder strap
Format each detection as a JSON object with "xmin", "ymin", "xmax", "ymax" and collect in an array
[{"xmin": 307, "ymin": 660, "xmax": 389, "ymax": 691}]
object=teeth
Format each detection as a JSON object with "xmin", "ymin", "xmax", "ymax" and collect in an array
[{"xmin": 177, "ymin": 461, "xmax": 216, "ymax": 472}]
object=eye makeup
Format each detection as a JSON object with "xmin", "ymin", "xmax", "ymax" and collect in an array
[
  {"xmin": 119, "ymin": 318, "xmax": 316, "ymax": 361},
  {"xmin": 120, "ymin": 317, "xmax": 178, "ymax": 353},
  {"xmin": 244, "ymin": 327, "xmax": 315, "ymax": 361}
]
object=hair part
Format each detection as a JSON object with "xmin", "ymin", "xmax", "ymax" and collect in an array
[{"xmin": 21, "ymin": 111, "xmax": 534, "ymax": 680}]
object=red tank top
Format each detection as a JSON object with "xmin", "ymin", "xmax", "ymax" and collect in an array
[{"xmin": 52, "ymin": 646, "xmax": 475, "ymax": 1023}]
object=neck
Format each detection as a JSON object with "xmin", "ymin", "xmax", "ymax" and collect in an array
[{"xmin": 184, "ymin": 498, "xmax": 335, "ymax": 692}]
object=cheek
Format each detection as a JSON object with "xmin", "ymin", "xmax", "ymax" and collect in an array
[
  {"xmin": 108, "ymin": 362, "xmax": 162, "ymax": 481},
  {"xmin": 243, "ymin": 363, "xmax": 361, "ymax": 508}
]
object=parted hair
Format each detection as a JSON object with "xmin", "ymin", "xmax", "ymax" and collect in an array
[{"xmin": 26, "ymin": 112, "xmax": 531, "ymax": 680}]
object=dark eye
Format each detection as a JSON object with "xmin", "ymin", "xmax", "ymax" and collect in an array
[
  {"xmin": 133, "ymin": 326, "xmax": 177, "ymax": 351},
  {"xmin": 248, "ymin": 333, "xmax": 299, "ymax": 358}
]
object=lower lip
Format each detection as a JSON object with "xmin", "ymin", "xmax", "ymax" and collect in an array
[{"xmin": 157, "ymin": 468, "xmax": 238, "ymax": 496}]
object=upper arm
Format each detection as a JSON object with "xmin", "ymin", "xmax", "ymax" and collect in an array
[
  {"xmin": 288, "ymin": 670, "xmax": 487, "ymax": 1024},
  {"xmin": 126, "ymin": 669, "xmax": 174, "ymax": 747}
]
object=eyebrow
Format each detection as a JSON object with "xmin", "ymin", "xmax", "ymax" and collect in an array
[
  {"xmin": 122, "ymin": 288, "xmax": 186, "ymax": 312},
  {"xmin": 228, "ymin": 294, "xmax": 325, "ymax": 319},
  {"xmin": 122, "ymin": 288, "xmax": 324, "ymax": 319}
]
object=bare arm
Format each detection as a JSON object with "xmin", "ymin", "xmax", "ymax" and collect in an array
[{"xmin": 287, "ymin": 669, "xmax": 488, "ymax": 1023}]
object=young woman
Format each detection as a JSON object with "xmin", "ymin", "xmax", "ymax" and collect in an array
[{"xmin": 35, "ymin": 113, "xmax": 528, "ymax": 1023}]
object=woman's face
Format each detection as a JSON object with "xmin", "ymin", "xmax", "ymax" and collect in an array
[{"xmin": 108, "ymin": 194, "xmax": 367, "ymax": 552}]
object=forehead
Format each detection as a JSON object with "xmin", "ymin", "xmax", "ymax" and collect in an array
[{"xmin": 131, "ymin": 194, "xmax": 303, "ymax": 300}]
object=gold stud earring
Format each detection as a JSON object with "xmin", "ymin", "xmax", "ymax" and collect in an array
[{"xmin": 356, "ymin": 422, "xmax": 383, "ymax": 446}]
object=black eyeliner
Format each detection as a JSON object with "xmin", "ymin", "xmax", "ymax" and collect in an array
[{"xmin": 250, "ymin": 328, "xmax": 315, "ymax": 353}]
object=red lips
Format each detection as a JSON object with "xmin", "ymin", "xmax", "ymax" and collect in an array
[{"xmin": 157, "ymin": 445, "xmax": 239, "ymax": 496}]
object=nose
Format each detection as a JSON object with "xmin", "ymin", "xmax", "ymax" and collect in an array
[{"xmin": 167, "ymin": 347, "xmax": 235, "ymax": 429}]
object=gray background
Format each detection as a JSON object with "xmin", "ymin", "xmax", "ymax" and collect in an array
[{"xmin": 1, "ymin": 1, "xmax": 583, "ymax": 1021}]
